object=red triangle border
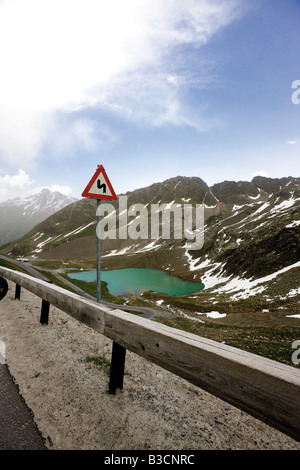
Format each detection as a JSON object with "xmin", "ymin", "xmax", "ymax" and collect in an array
[{"xmin": 81, "ymin": 165, "xmax": 118, "ymax": 200}]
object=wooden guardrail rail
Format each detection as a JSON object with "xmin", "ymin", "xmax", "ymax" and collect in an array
[{"xmin": 0, "ymin": 265, "xmax": 299, "ymax": 442}]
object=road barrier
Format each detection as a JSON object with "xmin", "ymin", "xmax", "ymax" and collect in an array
[{"xmin": 0, "ymin": 265, "xmax": 299, "ymax": 442}]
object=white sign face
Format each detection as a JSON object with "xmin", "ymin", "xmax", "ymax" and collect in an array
[
  {"xmin": 82, "ymin": 165, "xmax": 117, "ymax": 201},
  {"xmin": 88, "ymin": 174, "xmax": 114, "ymax": 198}
]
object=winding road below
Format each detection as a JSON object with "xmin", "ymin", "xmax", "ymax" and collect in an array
[{"xmin": 0, "ymin": 255, "xmax": 169, "ymax": 320}]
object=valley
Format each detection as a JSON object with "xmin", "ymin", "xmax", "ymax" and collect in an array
[{"xmin": 0, "ymin": 175, "xmax": 299, "ymax": 367}]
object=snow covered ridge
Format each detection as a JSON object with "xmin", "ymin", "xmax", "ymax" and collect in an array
[
  {"xmin": 2, "ymin": 175, "xmax": 299, "ymax": 281},
  {"xmin": 0, "ymin": 188, "xmax": 77, "ymax": 247},
  {"xmin": 0, "ymin": 188, "xmax": 76, "ymax": 216}
]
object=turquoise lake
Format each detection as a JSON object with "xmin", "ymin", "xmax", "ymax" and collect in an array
[{"xmin": 68, "ymin": 268, "xmax": 205, "ymax": 296}]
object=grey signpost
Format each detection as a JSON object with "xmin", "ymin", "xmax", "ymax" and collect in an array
[
  {"xmin": 82, "ymin": 164, "xmax": 118, "ymax": 302},
  {"xmin": 82, "ymin": 165, "xmax": 125, "ymax": 394},
  {"xmin": 97, "ymin": 198, "xmax": 101, "ymax": 302}
]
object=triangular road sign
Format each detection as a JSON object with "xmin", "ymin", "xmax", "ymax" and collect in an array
[{"xmin": 82, "ymin": 165, "xmax": 117, "ymax": 200}]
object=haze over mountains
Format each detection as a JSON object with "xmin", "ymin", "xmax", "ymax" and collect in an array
[{"xmin": 0, "ymin": 188, "xmax": 77, "ymax": 247}]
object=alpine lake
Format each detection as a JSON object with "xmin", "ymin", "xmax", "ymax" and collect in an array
[{"xmin": 68, "ymin": 267, "xmax": 204, "ymax": 297}]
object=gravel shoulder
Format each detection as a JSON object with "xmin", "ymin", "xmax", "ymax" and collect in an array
[{"xmin": 0, "ymin": 281, "xmax": 299, "ymax": 451}]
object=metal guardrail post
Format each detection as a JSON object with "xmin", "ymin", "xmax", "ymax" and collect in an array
[
  {"xmin": 109, "ymin": 341, "xmax": 126, "ymax": 395},
  {"xmin": 40, "ymin": 300, "xmax": 50, "ymax": 325},
  {"xmin": 40, "ymin": 280, "xmax": 52, "ymax": 325},
  {"xmin": 0, "ymin": 276, "xmax": 8, "ymax": 301},
  {"xmin": 15, "ymin": 284, "xmax": 21, "ymax": 300}
]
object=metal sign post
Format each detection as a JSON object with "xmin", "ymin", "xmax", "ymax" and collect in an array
[
  {"xmin": 82, "ymin": 165, "xmax": 125, "ymax": 394},
  {"xmin": 81, "ymin": 164, "xmax": 117, "ymax": 304},
  {"xmin": 97, "ymin": 199, "xmax": 101, "ymax": 303}
]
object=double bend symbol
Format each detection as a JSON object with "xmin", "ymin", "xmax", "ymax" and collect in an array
[{"xmin": 97, "ymin": 179, "xmax": 106, "ymax": 193}]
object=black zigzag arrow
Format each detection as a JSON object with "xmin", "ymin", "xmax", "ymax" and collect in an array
[{"xmin": 97, "ymin": 179, "xmax": 106, "ymax": 193}]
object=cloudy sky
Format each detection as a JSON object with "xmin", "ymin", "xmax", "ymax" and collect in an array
[{"xmin": 0, "ymin": 0, "xmax": 299, "ymax": 202}]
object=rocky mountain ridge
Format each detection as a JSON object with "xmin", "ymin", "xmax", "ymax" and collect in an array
[
  {"xmin": 1, "ymin": 175, "xmax": 299, "ymax": 287},
  {"xmin": 0, "ymin": 189, "xmax": 77, "ymax": 247}
]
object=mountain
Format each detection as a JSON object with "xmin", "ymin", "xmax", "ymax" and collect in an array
[
  {"xmin": 0, "ymin": 189, "xmax": 77, "ymax": 247},
  {"xmin": 1, "ymin": 175, "xmax": 299, "ymax": 306},
  {"xmin": 123, "ymin": 175, "xmax": 211, "ymax": 205}
]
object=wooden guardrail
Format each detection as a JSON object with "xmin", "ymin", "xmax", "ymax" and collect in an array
[{"xmin": 0, "ymin": 265, "xmax": 299, "ymax": 442}]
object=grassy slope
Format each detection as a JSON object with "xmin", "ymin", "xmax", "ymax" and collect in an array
[
  {"xmin": 52, "ymin": 268, "xmax": 300, "ymax": 368},
  {"xmin": 155, "ymin": 315, "xmax": 300, "ymax": 367}
]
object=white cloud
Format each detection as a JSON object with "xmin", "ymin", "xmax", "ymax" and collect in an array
[
  {"xmin": 0, "ymin": 0, "xmax": 244, "ymax": 166},
  {"xmin": 0, "ymin": 169, "xmax": 73, "ymax": 202},
  {"xmin": 0, "ymin": 169, "xmax": 33, "ymax": 202},
  {"xmin": 286, "ymin": 140, "xmax": 296, "ymax": 145},
  {"xmin": 0, "ymin": 168, "xmax": 33, "ymax": 189},
  {"xmin": 46, "ymin": 117, "xmax": 117, "ymax": 156},
  {"xmin": 48, "ymin": 118, "xmax": 98, "ymax": 154},
  {"xmin": 49, "ymin": 185, "xmax": 73, "ymax": 196}
]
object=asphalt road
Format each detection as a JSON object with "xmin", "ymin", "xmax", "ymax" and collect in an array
[
  {"xmin": 0, "ymin": 364, "xmax": 46, "ymax": 450},
  {"xmin": 0, "ymin": 255, "xmax": 48, "ymax": 280}
]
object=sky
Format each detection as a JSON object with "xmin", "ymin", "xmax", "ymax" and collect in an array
[{"xmin": 0, "ymin": 0, "xmax": 299, "ymax": 203}]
